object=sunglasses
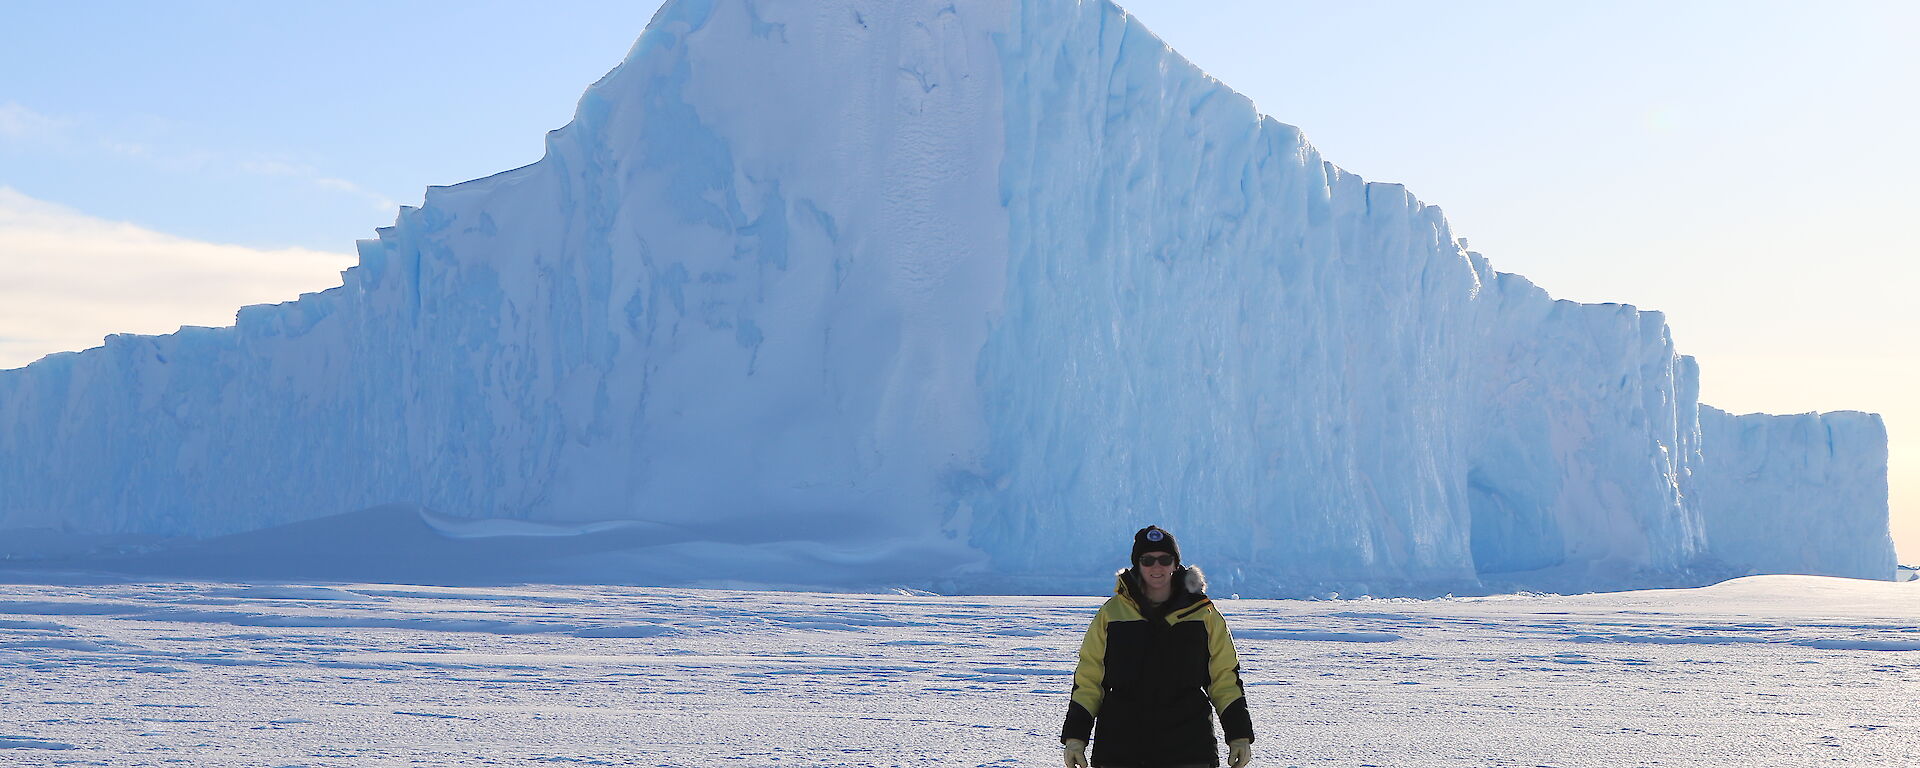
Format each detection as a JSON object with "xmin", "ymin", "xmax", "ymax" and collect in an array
[{"xmin": 1137, "ymin": 554, "xmax": 1176, "ymax": 567}]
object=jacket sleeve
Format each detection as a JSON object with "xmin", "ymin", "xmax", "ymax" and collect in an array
[
  {"xmin": 1061, "ymin": 606, "xmax": 1109, "ymax": 743},
  {"xmin": 1203, "ymin": 604, "xmax": 1254, "ymax": 743}
]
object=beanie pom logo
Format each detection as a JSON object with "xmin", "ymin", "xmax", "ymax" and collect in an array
[{"xmin": 1145, "ymin": 528, "xmax": 1165, "ymax": 542}]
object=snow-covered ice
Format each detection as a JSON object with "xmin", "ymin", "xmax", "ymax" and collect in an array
[
  {"xmin": 0, "ymin": 0, "xmax": 1895, "ymax": 596},
  {"xmin": 0, "ymin": 574, "xmax": 1913, "ymax": 766}
]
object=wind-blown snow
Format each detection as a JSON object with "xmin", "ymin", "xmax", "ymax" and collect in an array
[
  {"xmin": 0, "ymin": 576, "xmax": 1914, "ymax": 765},
  {"xmin": 0, "ymin": 0, "xmax": 1894, "ymax": 595}
]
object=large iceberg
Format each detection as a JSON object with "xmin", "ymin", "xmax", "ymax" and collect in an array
[{"xmin": 0, "ymin": 0, "xmax": 1895, "ymax": 595}]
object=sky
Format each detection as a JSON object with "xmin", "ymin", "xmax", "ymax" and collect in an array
[{"xmin": 1, "ymin": 1, "xmax": 1914, "ymax": 561}]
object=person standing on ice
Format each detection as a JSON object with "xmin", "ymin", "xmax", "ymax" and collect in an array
[{"xmin": 1062, "ymin": 525, "xmax": 1255, "ymax": 768}]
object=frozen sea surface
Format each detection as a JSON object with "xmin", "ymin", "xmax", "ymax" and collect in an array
[{"xmin": 0, "ymin": 574, "xmax": 1913, "ymax": 766}]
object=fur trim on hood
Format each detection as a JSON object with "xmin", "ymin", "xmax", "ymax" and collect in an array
[
  {"xmin": 1184, "ymin": 565, "xmax": 1208, "ymax": 594},
  {"xmin": 1114, "ymin": 564, "xmax": 1209, "ymax": 596}
]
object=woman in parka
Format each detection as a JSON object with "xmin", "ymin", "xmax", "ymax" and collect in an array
[{"xmin": 1062, "ymin": 525, "xmax": 1254, "ymax": 768}]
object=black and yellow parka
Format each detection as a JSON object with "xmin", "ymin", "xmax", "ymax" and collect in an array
[{"xmin": 1062, "ymin": 565, "xmax": 1254, "ymax": 767}]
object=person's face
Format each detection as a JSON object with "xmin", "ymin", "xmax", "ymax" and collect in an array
[{"xmin": 1137, "ymin": 551, "xmax": 1175, "ymax": 590}]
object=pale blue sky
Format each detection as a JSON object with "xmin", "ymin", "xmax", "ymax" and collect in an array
[{"xmin": 2, "ymin": 1, "xmax": 1914, "ymax": 559}]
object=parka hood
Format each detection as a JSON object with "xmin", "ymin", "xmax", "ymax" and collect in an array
[{"xmin": 1113, "ymin": 564, "xmax": 1209, "ymax": 604}]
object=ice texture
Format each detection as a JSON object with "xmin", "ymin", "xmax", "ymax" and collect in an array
[
  {"xmin": 0, "ymin": 0, "xmax": 1894, "ymax": 594},
  {"xmin": 1693, "ymin": 407, "xmax": 1894, "ymax": 581}
]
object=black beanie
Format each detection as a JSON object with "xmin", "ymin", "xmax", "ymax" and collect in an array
[{"xmin": 1131, "ymin": 525, "xmax": 1181, "ymax": 565}]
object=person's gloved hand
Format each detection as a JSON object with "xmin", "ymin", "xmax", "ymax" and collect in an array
[
  {"xmin": 1062, "ymin": 738, "xmax": 1089, "ymax": 768},
  {"xmin": 1227, "ymin": 738, "xmax": 1252, "ymax": 768}
]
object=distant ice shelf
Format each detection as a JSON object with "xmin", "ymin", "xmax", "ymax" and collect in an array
[{"xmin": 0, "ymin": 0, "xmax": 1895, "ymax": 595}]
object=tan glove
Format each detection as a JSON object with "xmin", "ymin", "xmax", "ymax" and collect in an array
[
  {"xmin": 1227, "ymin": 738, "xmax": 1252, "ymax": 768},
  {"xmin": 1062, "ymin": 738, "xmax": 1089, "ymax": 768}
]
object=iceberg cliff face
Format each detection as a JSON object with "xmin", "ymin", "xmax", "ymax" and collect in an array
[
  {"xmin": 1694, "ymin": 407, "xmax": 1894, "ymax": 581},
  {"xmin": 0, "ymin": 0, "xmax": 1893, "ymax": 593}
]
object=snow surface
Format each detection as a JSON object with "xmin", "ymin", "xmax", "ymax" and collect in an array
[
  {"xmin": 0, "ymin": 574, "xmax": 1913, "ymax": 766},
  {"xmin": 0, "ymin": 0, "xmax": 1894, "ymax": 595}
]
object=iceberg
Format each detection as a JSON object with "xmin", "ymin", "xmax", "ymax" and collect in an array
[{"xmin": 0, "ymin": 0, "xmax": 1894, "ymax": 595}]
